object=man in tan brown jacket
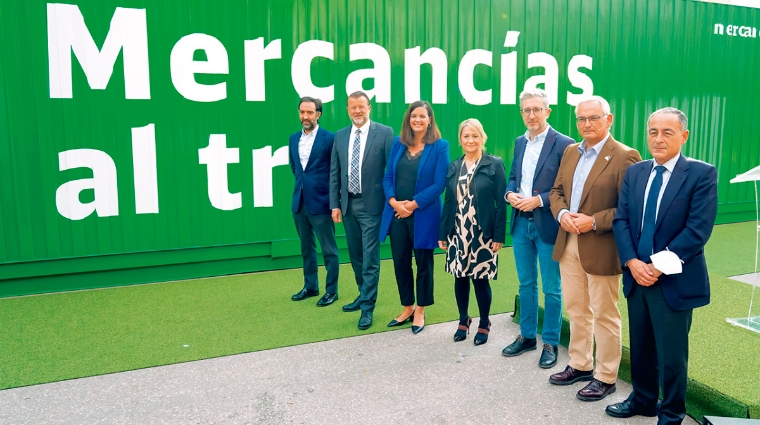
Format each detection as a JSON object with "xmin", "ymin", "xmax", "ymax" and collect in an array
[{"xmin": 548, "ymin": 96, "xmax": 641, "ymax": 402}]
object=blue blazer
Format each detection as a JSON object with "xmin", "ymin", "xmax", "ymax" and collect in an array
[
  {"xmin": 289, "ymin": 127, "xmax": 335, "ymax": 215},
  {"xmin": 380, "ymin": 137, "xmax": 449, "ymax": 249},
  {"xmin": 506, "ymin": 127, "xmax": 574, "ymax": 245},
  {"xmin": 612, "ymin": 155, "xmax": 718, "ymax": 311}
]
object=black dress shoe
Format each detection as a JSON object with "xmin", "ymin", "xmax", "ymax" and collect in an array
[
  {"xmin": 316, "ymin": 293, "xmax": 338, "ymax": 307},
  {"xmin": 342, "ymin": 297, "xmax": 361, "ymax": 312},
  {"xmin": 501, "ymin": 335, "xmax": 537, "ymax": 357},
  {"xmin": 548, "ymin": 365, "xmax": 594, "ymax": 385},
  {"xmin": 576, "ymin": 379, "xmax": 616, "ymax": 401},
  {"xmin": 358, "ymin": 310, "xmax": 373, "ymax": 330},
  {"xmin": 411, "ymin": 313, "xmax": 425, "ymax": 334},
  {"xmin": 538, "ymin": 344, "xmax": 558, "ymax": 369},
  {"xmin": 291, "ymin": 288, "xmax": 319, "ymax": 301},
  {"xmin": 387, "ymin": 311, "xmax": 414, "ymax": 327},
  {"xmin": 605, "ymin": 400, "xmax": 657, "ymax": 418}
]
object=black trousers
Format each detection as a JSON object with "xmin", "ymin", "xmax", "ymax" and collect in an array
[
  {"xmin": 627, "ymin": 283, "xmax": 693, "ymax": 425},
  {"xmin": 454, "ymin": 277, "xmax": 491, "ymax": 328},
  {"xmin": 389, "ymin": 217, "xmax": 434, "ymax": 307}
]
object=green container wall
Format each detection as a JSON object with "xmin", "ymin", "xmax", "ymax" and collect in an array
[{"xmin": 1, "ymin": 0, "xmax": 758, "ymax": 296}]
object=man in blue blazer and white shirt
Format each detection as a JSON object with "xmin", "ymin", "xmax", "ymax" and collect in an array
[
  {"xmin": 501, "ymin": 89, "xmax": 575, "ymax": 369},
  {"xmin": 330, "ymin": 91, "xmax": 394, "ymax": 330},
  {"xmin": 289, "ymin": 97, "xmax": 340, "ymax": 307},
  {"xmin": 607, "ymin": 108, "xmax": 718, "ymax": 425}
]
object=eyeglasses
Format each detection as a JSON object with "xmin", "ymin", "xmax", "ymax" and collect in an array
[
  {"xmin": 575, "ymin": 114, "xmax": 608, "ymax": 124},
  {"xmin": 520, "ymin": 107, "xmax": 545, "ymax": 116}
]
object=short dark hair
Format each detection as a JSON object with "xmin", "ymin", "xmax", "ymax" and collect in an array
[
  {"xmin": 400, "ymin": 101, "xmax": 441, "ymax": 146},
  {"xmin": 347, "ymin": 91, "xmax": 371, "ymax": 106},
  {"xmin": 299, "ymin": 96, "xmax": 322, "ymax": 113}
]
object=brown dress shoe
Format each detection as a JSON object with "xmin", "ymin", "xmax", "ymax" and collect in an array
[
  {"xmin": 576, "ymin": 379, "xmax": 616, "ymax": 401},
  {"xmin": 548, "ymin": 365, "xmax": 594, "ymax": 385}
]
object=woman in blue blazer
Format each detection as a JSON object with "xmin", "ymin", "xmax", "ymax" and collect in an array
[{"xmin": 379, "ymin": 101, "xmax": 449, "ymax": 334}]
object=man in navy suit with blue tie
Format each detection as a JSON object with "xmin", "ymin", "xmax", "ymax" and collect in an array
[
  {"xmin": 607, "ymin": 108, "xmax": 718, "ymax": 424},
  {"xmin": 501, "ymin": 89, "xmax": 574, "ymax": 369},
  {"xmin": 289, "ymin": 97, "xmax": 340, "ymax": 307}
]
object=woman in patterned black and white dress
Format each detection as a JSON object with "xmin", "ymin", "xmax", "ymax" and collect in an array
[{"xmin": 438, "ymin": 119, "xmax": 507, "ymax": 345}]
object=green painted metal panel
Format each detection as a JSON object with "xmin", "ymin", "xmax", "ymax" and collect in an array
[{"xmin": 1, "ymin": 0, "xmax": 758, "ymax": 295}]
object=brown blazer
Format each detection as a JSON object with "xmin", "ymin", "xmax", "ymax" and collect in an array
[{"xmin": 550, "ymin": 136, "xmax": 641, "ymax": 276}]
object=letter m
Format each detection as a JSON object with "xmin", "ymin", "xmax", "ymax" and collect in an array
[{"xmin": 47, "ymin": 4, "xmax": 150, "ymax": 99}]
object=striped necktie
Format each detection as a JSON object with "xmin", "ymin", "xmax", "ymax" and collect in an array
[{"xmin": 349, "ymin": 129, "xmax": 361, "ymax": 194}]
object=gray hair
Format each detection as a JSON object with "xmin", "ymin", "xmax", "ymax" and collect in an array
[
  {"xmin": 519, "ymin": 88, "xmax": 550, "ymax": 109},
  {"xmin": 648, "ymin": 107, "xmax": 688, "ymax": 132},
  {"xmin": 575, "ymin": 95, "xmax": 611, "ymax": 116}
]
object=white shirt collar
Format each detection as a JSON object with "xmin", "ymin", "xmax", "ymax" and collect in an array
[
  {"xmin": 351, "ymin": 120, "xmax": 371, "ymax": 135},
  {"xmin": 653, "ymin": 153, "xmax": 680, "ymax": 173},
  {"xmin": 302, "ymin": 124, "xmax": 319, "ymax": 138}
]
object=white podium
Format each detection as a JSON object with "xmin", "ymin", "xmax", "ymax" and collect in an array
[{"xmin": 727, "ymin": 165, "xmax": 760, "ymax": 334}]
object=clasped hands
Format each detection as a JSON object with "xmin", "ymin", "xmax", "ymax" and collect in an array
[
  {"xmin": 627, "ymin": 258, "xmax": 663, "ymax": 287},
  {"xmin": 390, "ymin": 198, "xmax": 418, "ymax": 219},
  {"xmin": 559, "ymin": 212, "xmax": 595, "ymax": 234},
  {"xmin": 506, "ymin": 192, "xmax": 541, "ymax": 212}
]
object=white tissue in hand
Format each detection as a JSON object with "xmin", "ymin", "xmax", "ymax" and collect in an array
[{"xmin": 650, "ymin": 250, "xmax": 682, "ymax": 275}]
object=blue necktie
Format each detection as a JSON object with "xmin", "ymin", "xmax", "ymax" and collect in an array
[
  {"xmin": 349, "ymin": 129, "xmax": 361, "ymax": 194},
  {"xmin": 637, "ymin": 165, "xmax": 666, "ymax": 260}
]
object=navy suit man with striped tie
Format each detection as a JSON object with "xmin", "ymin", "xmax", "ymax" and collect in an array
[
  {"xmin": 608, "ymin": 108, "xmax": 718, "ymax": 424},
  {"xmin": 329, "ymin": 91, "xmax": 394, "ymax": 330}
]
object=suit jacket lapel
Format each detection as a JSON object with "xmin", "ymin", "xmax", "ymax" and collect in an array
[
  {"xmin": 580, "ymin": 137, "xmax": 616, "ymax": 207},
  {"xmin": 533, "ymin": 130, "xmax": 554, "ymax": 181},
  {"xmin": 417, "ymin": 141, "xmax": 433, "ymax": 179},
  {"xmin": 632, "ymin": 160, "xmax": 653, "ymax": 235},
  {"xmin": 303, "ymin": 128, "xmax": 324, "ymax": 172},
  {"xmin": 362, "ymin": 122, "xmax": 377, "ymax": 163},
  {"xmin": 655, "ymin": 155, "xmax": 688, "ymax": 231}
]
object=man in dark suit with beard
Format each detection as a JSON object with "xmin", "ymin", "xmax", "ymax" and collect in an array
[{"xmin": 289, "ymin": 96, "xmax": 339, "ymax": 307}]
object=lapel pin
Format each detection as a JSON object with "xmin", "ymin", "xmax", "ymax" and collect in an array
[{"xmin": 605, "ymin": 155, "xmax": 611, "ymax": 161}]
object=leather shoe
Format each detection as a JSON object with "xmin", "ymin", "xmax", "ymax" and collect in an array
[
  {"xmin": 502, "ymin": 335, "xmax": 537, "ymax": 357},
  {"xmin": 577, "ymin": 379, "xmax": 616, "ymax": 401},
  {"xmin": 316, "ymin": 293, "xmax": 338, "ymax": 307},
  {"xmin": 538, "ymin": 344, "xmax": 558, "ymax": 369},
  {"xmin": 358, "ymin": 310, "xmax": 373, "ymax": 330},
  {"xmin": 291, "ymin": 288, "xmax": 319, "ymax": 301},
  {"xmin": 548, "ymin": 365, "xmax": 594, "ymax": 386},
  {"xmin": 605, "ymin": 400, "xmax": 657, "ymax": 418},
  {"xmin": 342, "ymin": 297, "xmax": 361, "ymax": 312}
]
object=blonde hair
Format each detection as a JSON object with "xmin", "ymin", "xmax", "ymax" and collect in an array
[{"xmin": 458, "ymin": 118, "xmax": 488, "ymax": 149}]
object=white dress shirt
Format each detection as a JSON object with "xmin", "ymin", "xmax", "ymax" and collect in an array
[
  {"xmin": 519, "ymin": 125, "xmax": 550, "ymax": 209},
  {"xmin": 298, "ymin": 124, "xmax": 319, "ymax": 170}
]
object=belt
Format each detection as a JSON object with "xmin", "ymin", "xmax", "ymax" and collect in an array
[
  {"xmin": 517, "ymin": 210, "xmax": 534, "ymax": 218},
  {"xmin": 348, "ymin": 192, "xmax": 363, "ymax": 199}
]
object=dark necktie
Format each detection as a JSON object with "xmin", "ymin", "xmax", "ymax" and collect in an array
[
  {"xmin": 349, "ymin": 129, "xmax": 361, "ymax": 194},
  {"xmin": 637, "ymin": 165, "xmax": 666, "ymax": 260}
]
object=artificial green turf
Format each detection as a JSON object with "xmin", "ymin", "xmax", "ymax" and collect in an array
[
  {"xmin": 0, "ymin": 252, "xmax": 519, "ymax": 390},
  {"xmin": 1, "ymin": 221, "xmax": 758, "ymax": 420},
  {"xmin": 518, "ymin": 221, "xmax": 760, "ymax": 419}
]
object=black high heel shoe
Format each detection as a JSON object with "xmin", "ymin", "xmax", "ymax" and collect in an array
[
  {"xmin": 473, "ymin": 321, "xmax": 491, "ymax": 346},
  {"xmin": 387, "ymin": 309, "xmax": 415, "ymax": 327},
  {"xmin": 453, "ymin": 317, "xmax": 472, "ymax": 342},
  {"xmin": 411, "ymin": 312, "xmax": 426, "ymax": 334}
]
